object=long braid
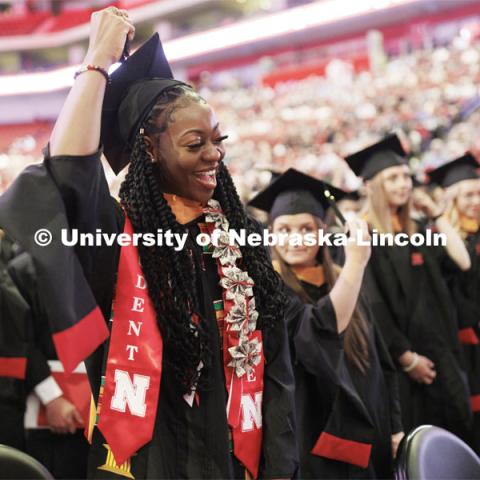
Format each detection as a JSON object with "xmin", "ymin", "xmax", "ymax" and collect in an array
[
  {"xmin": 119, "ymin": 85, "xmax": 287, "ymax": 391},
  {"xmin": 120, "ymin": 124, "xmax": 208, "ymax": 392}
]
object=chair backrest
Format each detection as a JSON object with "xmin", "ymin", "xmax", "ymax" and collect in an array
[
  {"xmin": 0, "ymin": 444, "xmax": 54, "ymax": 479},
  {"xmin": 395, "ymin": 425, "xmax": 480, "ymax": 480}
]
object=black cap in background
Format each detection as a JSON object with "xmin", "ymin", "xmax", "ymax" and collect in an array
[
  {"xmin": 248, "ymin": 168, "xmax": 345, "ymax": 221},
  {"xmin": 426, "ymin": 153, "xmax": 479, "ymax": 188},
  {"xmin": 345, "ymin": 134, "xmax": 407, "ymax": 180}
]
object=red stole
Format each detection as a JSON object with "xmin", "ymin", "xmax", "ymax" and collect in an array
[
  {"xmin": 96, "ymin": 203, "xmax": 264, "ymax": 478},
  {"xmin": 97, "ymin": 215, "xmax": 163, "ymax": 465}
]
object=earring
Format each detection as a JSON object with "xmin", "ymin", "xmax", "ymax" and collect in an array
[{"xmin": 148, "ymin": 152, "xmax": 156, "ymax": 163}]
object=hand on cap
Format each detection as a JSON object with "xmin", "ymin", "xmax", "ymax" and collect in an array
[
  {"xmin": 84, "ymin": 7, "xmax": 135, "ymax": 69},
  {"xmin": 443, "ymin": 183, "xmax": 460, "ymax": 203},
  {"xmin": 412, "ymin": 189, "xmax": 444, "ymax": 219}
]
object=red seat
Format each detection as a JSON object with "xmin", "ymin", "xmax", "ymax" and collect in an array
[
  {"xmin": 0, "ymin": 121, "xmax": 53, "ymax": 155},
  {"xmin": 47, "ymin": 9, "xmax": 94, "ymax": 33},
  {"xmin": 0, "ymin": 12, "xmax": 49, "ymax": 36}
]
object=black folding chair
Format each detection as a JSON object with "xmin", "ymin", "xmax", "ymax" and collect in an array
[
  {"xmin": 0, "ymin": 444, "xmax": 54, "ymax": 479},
  {"xmin": 395, "ymin": 425, "xmax": 480, "ymax": 480}
]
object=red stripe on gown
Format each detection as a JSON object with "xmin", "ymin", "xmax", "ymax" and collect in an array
[
  {"xmin": 0, "ymin": 357, "xmax": 27, "ymax": 379},
  {"xmin": 53, "ymin": 306, "xmax": 108, "ymax": 374},
  {"xmin": 311, "ymin": 431, "xmax": 372, "ymax": 469},
  {"xmin": 471, "ymin": 395, "xmax": 480, "ymax": 412},
  {"xmin": 458, "ymin": 327, "xmax": 479, "ymax": 345}
]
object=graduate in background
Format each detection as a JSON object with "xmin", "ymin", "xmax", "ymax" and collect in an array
[
  {"xmin": 7, "ymin": 250, "xmax": 90, "ymax": 479},
  {"xmin": 0, "ymin": 232, "xmax": 28, "ymax": 451},
  {"xmin": 427, "ymin": 153, "xmax": 480, "ymax": 452},
  {"xmin": 0, "ymin": 7, "xmax": 297, "ymax": 479},
  {"xmin": 249, "ymin": 168, "xmax": 403, "ymax": 479},
  {"xmin": 0, "ymin": 233, "xmax": 90, "ymax": 480},
  {"xmin": 345, "ymin": 134, "xmax": 473, "ymax": 441}
]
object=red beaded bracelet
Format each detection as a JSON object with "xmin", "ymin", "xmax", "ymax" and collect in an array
[{"xmin": 74, "ymin": 64, "xmax": 110, "ymax": 84}]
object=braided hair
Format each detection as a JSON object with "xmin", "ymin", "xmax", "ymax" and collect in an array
[{"xmin": 119, "ymin": 84, "xmax": 287, "ymax": 392}]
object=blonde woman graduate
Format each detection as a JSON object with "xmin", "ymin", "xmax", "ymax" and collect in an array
[
  {"xmin": 249, "ymin": 168, "xmax": 404, "ymax": 479},
  {"xmin": 427, "ymin": 153, "xmax": 480, "ymax": 452},
  {"xmin": 345, "ymin": 134, "xmax": 473, "ymax": 442}
]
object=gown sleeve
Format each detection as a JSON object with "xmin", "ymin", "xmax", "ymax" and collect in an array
[
  {"xmin": 0, "ymin": 239, "xmax": 30, "ymax": 380},
  {"xmin": 44, "ymin": 145, "xmax": 120, "ymax": 280},
  {"xmin": 44, "ymin": 145, "xmax": 116, "ymax": 235},
  {"xmin": 260, "ymin": 307, "xmax": 299, "ymax": 479},
  {"xmin": 420, "ymin": 220, "xmax": 461, "ymax": 276},
  {"xmin": 0, "ymin": 146, "xmax": 117, "ymax": 377},
  {"xmin": 43, "ymin": 147, "xmax": 121, "ymax": 395},
  {"xmin": 287, "ymin": 290, "xmax": 343, "ymax": 382},
  {"xmin": 7, "ymin": 252, "xmax": 51, "ymax": 392}
]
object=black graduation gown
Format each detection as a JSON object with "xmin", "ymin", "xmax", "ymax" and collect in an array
[
  {"xmin": 0, "ymin": 234, "xmax": 28, "ymax": 450},
  {"xmin": 1, "ymin": 148, "xmax": 298, "ymax": 479},
  {"xmin": 286, "ymin": 279, "xmax": 402, "ymax": 480},
  {"xmin": 6, "ymin": 251, "xmax": 90, "ymax": 480},
  {"xmin": 447, "ymin": 229, "xmax": 480, "ymax": 452},
  {"xmin": 363, "ymin": 227, "xmax": 472, "ymax": 440}
]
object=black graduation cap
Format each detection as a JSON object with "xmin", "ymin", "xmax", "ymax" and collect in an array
[
  {"xmin": 345, "ymin": 134, "xmax": 407, "ymax": 180},
  {"xmin": 101, "ymin": 33, "xmax": 189, "ymax": 174},
  {"xmin": 426, "ymin": 153, "xmax": 480, "ymax": 188},
  {"xmin": 248, "ymin": 168, "xmax": 345, "ymax": 221},
  {"xmin": 268, "ymin": 169, "xmax": 282, "ymax": 184}
]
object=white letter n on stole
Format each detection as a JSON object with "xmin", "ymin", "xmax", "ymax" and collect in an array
[
  {"xmin": 240, "ymin": 392, "xmax": 263, "ymax": 432},
  {"xmin": 110, "ymin": 370, "xmax": 150, "ymax": 417}
]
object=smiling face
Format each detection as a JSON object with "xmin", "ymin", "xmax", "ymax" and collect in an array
[
  {"xmin": 145, "ymin": 94, "xmax": 227, "ymax": 204},
  {"xmin": 455, "ymin": 178, "xmax": 480, "ymax": 219},
  {"xmin": 381, "ymin": 164, "xmax": 413, "ymax": 208},
  {"xmin": 272, "ymin": 213, "xmax": 321, "ymax": 267}
]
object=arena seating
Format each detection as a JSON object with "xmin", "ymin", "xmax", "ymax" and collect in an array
[{"xmin": 0, "ymin": 12, "xmax": 50, "ymax": 36}]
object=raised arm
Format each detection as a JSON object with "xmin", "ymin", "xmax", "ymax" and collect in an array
[
  {"xmin": 50, "ymin": 7, "xmax": 135, "ymax": 157},
  {"xmin": 433, "ymin": 216, "xmax": 471, "ymax": 271},
  {"xmin": 413, "ymin": 188, "xmax": 471, "ymax": 271},
  {"xmin": 329, "ymin": 218, "xmax": 371, "ymax": 333}
]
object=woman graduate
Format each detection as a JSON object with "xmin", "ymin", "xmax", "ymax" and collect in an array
[
  {"xmin": 0, "ymin": 232, "xmax": 28, "ymax": 450},
  {"xmin": 249, "ymin": 168, "xmax": 404, "ymax": 479},
  {"xmin": 7, "ymin": 242, "xmax": 91, "ymax": 479},
  {"xmin": 0, "ymin": 237, "xmax": 91, "ymax": 479},
  {"xmin": 427, "ymin": 153, "xmax": 480, "ymax": 452},
  {"xmin": 345, "ymin": 134, "xmax": 473, "ymax": 440},
  {"xmin": 0, "ymin": 7, "xmax": 297, "ymax": 479}
]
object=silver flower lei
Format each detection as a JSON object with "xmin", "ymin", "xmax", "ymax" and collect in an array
[{"xmin": 203, "ymin": 199, "xmax": 262, "ymax": 378}]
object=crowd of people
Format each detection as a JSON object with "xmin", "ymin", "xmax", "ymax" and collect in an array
[
  {"xmin": 206, "ymin": 39, "xmax": 480, "ymax": 199},
  {"xmin": 3, "ymin": 29, "xmax": 480, "ymax": 199},
  {"xmin": 0, "ymin": 5, "xmax": 480, "ymax": 480}
]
